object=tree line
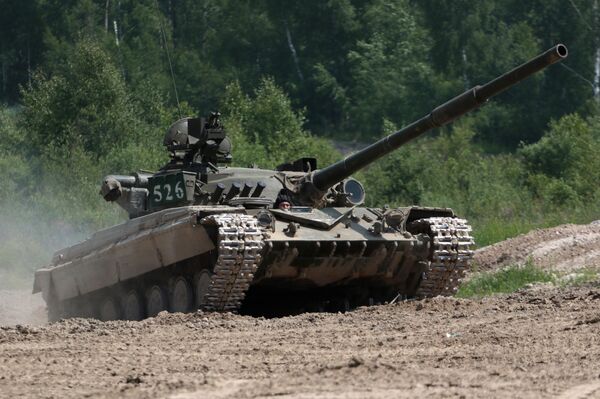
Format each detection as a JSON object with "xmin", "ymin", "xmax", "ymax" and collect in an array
[
  {"xmin": 2, "ymin": 0, "xmax": 599, "ymax": 144},
  {"xmin": 0, "ymin": 0, "xmax": 599, "ymax": 284}
]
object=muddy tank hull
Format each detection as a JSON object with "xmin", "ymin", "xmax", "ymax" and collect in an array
[
  {"xmin": 34, "ymin": 205, "xmax": 473, "ymax": 321},
  {"xmin": 245, "ymin": 208, "xmax": 473, "ymax": 315}
]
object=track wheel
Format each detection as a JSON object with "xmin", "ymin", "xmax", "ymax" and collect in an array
[
  {"xmin": 73, "ymin": 298, "xmax": 97, "ymax": 319},
  {"xmin": 122, "ymin": 289, "xmax": 144, "ymax": 321},
  {"xmin": 170, "ymin": 276, "xmax": 193, "ymax": 313},
  {"xmin": 193, "ymin": 270, "xmax": 212, "ymax": 309},
  {"xmin": 99, "ymin": 296, "xmax": 121, "ymax": 321},
  {"xmin": 146, "ymin": 285, "xmax": 168, "ymax": 317}
]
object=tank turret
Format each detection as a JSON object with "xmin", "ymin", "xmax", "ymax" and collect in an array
[
  {"xmin": 162, "ymin": 112, "xmax": 232, "ymax": 167},
  {"xmin": 100, "ymin": 45, "xmax": 567, "ymax": 217}
]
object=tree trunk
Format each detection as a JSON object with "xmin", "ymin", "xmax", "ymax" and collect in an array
[
  {"xmin": 105, "ymin": 0, "xmax": 110, "ymax": 33},
  {"xmin": 113, "ymin": 20, "xmax": 119, "ymax": 47},
  {"xmin": 169, "ymin": 0, "xmax": 177, "ymax": 48},
  {"xmin": 285, "ymin": 20, "xmax": 304, "ymax": 82},
  {"xmin": 1, "ymin": 58, "xmax": 6, "ymax": 95},
  {"xmin": 27, "ymin": 40, "xmax": 31, "ymax": 86},
  {"xmin": 594, "ymin": 0, "xmax": 600, "ymax": 99}
]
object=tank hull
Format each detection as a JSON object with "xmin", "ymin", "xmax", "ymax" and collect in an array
[{"xmin": 34, "ymin": 205, "xmax": 473, "ymax": 320}]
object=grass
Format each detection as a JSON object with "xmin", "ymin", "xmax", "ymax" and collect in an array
[
  {"xmin": 457, "ymin": 260, "xmax": 600, "ymax": 298},
  {"xmin": 472, "ymin": 205, "xmax": 600, "ymax": 248},
  {"xmin": 456, "ymin": 261, "xmax": 554, "ymax": 298},
  {"xmin": 472, "ymin": 218, "xmax": 544, "ymax": 248},
  {"xmin": 556, "ymin": 268, "xmax": 599, "ymax": 287}
]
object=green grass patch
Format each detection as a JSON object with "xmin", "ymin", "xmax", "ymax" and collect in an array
[
  {"xmin": 556, "ymin": 268, "xmax": 599, "ymax": 287},
  {"xmin": 457, "ymin": 262, "xmax": 554, "ymax": 298},
  {"xmin": 472, "ymin": 218, "xmax": 543, "ymax": 248}
]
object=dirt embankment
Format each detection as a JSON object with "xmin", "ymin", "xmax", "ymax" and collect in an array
[{"xmin": 474, "ymin": 221, "xmax": 600, "ymax": 273}]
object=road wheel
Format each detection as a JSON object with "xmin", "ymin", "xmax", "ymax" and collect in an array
[
  {"xmin": 122, "ymin": 289, "xmax": 144, "ymax": 321},
  {"xmin": 170, "ymin": 276, "xmax": 193, "ymax": 313},
  {"xmin": 99, "ymin": 296, "xmax": 121, "ymax": 321},
  {"xmin": 193, "ymin": 270, "xmax": 212, "ymax": 309},
  {"xmin": 146, "ymin": 285, "xmax": 168, "ymax": 317}
]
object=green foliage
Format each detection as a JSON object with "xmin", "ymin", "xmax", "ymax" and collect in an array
[
  {"xmin": 362, "ymin": 111, "xmax": 600, "ymax": 247},
  {"xmin": 520, "ymin": 114, "xmax": 600, "ymax": 204},
  {"xmin": 22, "ymin": 40, "xmax": 139, "ymax": 158},
  {"xmin": 458, "ymin": 264, "xmax": 599, "ymax": 299},
  {"xmin": 0, "ymin": 107, "xmax": 30, "ymax": 202},
  {"xmin": 556, "ymin": 269, "xmax": 599, "ymax": 287},
  {"xmin": 328, "ymin": 0, "xmax": 443, "ymax": 136},
  {"xmin": 11, "ymin": 39, "xmax": 180, "ymax": 229},
  {"xmin": 221, "ymin": 78, "xmax": 339, "ymax": 168},
  {"xmin": 457, "ymin": 261, "xmax": 554, "ymax": 298},
  {"xmin": 364, "ymin": 119, "xmax": 527, "ymax": 215},
  {"xmin": 0, "ymin": 0, "xmax": 44, "ymax": 101},
  {"xmin": 5, "ymin": 0, "xmax": 595, "ymax": 144}
]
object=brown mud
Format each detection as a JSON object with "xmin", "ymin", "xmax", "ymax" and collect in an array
[{"xmin": 2, "ymin": 221, "xmax": 600, "ymax": 398}]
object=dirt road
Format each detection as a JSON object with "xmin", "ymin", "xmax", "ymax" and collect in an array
[
  {"xmin": 3, "ymin": 222, "xmax": 600, "ymax": 398},
  {"xmin": 2, "ymin": 284, "xmax": 600, "ymax": 398}
]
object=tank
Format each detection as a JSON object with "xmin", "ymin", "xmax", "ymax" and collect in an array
[{"xmin": 33, "ymin": 44, "xmax": 568, "ymax": 321}]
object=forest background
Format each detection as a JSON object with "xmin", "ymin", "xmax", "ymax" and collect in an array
[{"xmin": 1, "ymin": 0, "xmax": 600, "ymax": 287}]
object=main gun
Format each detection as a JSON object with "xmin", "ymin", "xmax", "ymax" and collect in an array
[{"xmin": 298, "ymin": 44, "xmax": 568, "ymax": 205}]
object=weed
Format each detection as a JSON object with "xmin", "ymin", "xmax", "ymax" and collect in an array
[{"xmin": 457, "ymin": 261, "xmax": 553, "ymax": 298}]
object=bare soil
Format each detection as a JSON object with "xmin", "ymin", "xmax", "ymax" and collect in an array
[
  {"xmin": 474, "ymin": 221, "xmax": 600, "ymax": 273},
  {"xmin": 2, "ymin": 221, "xmax": 600, "ymax": 398},
  {"xmin": 2, "ymin": 286, "xmax": 600, "ymax": 398}
]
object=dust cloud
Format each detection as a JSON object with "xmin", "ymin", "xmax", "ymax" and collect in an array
[{"xmin": 0, "ymin": 205, "xmax": 91, "ymax": 326}]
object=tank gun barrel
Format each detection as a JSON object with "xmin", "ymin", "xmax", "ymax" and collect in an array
[
  {"xmin": 100, "ymin": 173, "xmax": 150, "ymax": 202},
  {"xmin": 310, "ymin": 44, "xmax": 568, "ymax": 192}
]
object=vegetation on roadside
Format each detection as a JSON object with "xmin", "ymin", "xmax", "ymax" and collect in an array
[
  {"xmin": 457, "ymin": 262, "xmax": 554, "ymax": 298},
  {"xmin": 457, "ymin": 262, "xmax": 600, "ymax": 298}
]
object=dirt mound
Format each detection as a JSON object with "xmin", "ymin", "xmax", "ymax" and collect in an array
[
  {"xmin": 2, "ymin": 284, "xmax": 600, "ymax": 398},
  {"xmin": 474, "ymin": 221, "xmax": 600, "ymax": 273}
]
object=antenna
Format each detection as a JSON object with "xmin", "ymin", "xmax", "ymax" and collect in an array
[{"xmin": 154, "ymin": 0, "xmax": 182, "ymax": 118}]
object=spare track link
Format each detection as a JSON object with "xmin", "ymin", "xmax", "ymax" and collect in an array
[
  {"xmin": 415, "ymin": 217, "xmax": 474, "ymax": 297},
  {"xmin": 201, "ymin": 214, "xmax": 265, "ymax": 312}
]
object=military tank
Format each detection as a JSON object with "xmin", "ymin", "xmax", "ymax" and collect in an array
[{"xmin": 33, "ymin": 44, "xmax": 568, "ymax": 321}]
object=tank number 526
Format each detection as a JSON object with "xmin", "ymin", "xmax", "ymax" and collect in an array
[{"xmin": 152, "ymin": 181, "xmax": 185, "ymax": 203}]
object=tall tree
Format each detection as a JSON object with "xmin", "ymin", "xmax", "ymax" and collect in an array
[{"xmin": 0, "ymin": 0, "xmax": 44, "ymax": 102}]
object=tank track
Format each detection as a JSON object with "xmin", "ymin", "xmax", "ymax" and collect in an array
[
  {"xmin": 414, "ymin": 217, "xmax": 474, "ymax": 297},
  {"xmin": 201, "ymin": 214, "xmax": 265, "ymax": 312}
]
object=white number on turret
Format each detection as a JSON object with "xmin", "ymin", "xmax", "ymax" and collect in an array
[
  {"xmin": 153, "ymin": 185, "xmax": 163, "ymax": 202},
  {"xmin": 164, "ymin": 184, "xmax": 173, "ymax": 201},
  {"xmin": 153, "ymin": 182, "xmax": 184, "ymax": 202},
  {"xmin": 175, "ymin": 181, "xmax": 184, "ymax": 199},
  {"xmin": 148, "ymin": 172, "xmax": 193, "ymax": 208}
]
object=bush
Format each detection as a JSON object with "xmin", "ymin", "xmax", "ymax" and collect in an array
[
  {"xmin": 520, "ymin": 113, "xmax": 600, "ymax": 202},
  {"xmin": 221, "ymin": 78, "xmax": 340, "ymax": 169}
]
